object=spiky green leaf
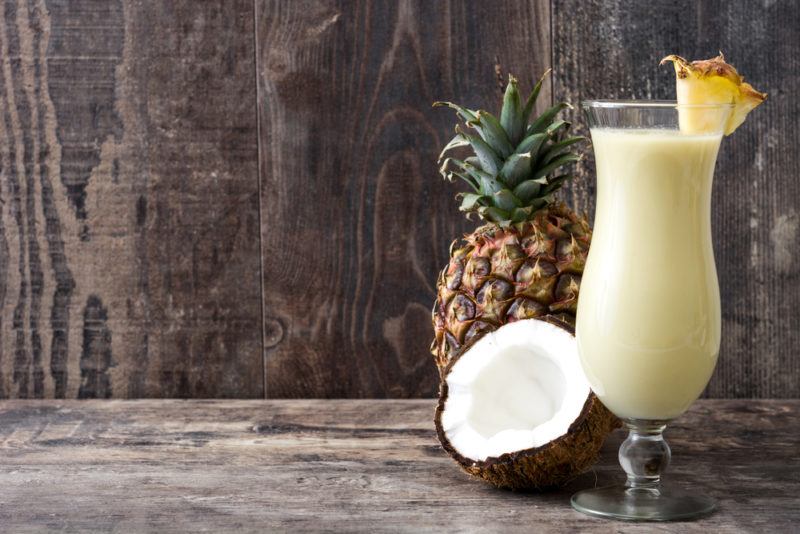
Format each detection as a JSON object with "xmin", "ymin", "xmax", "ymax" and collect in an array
[
  {"xmin": 512, "ymin": 179, "xmax": 542, "ymax": 202},
  {"xmin": 529, "ymin": 198, "xmax": 549, "ymax": 212},
  {"xmin": 544, "ymin": 119, "xmax": 570, "ymax": 138},
  {"xmin": 500, "ymin": 76, "xmax": 524, "ymax": 145},
  {"xmin": 459, "ymin": 193, "xmax": 487, "ymax": 211},
  {"xmin": 515, "ymin": 132, "xmax": 547, "ymax": 156},
  {"xmin": 440, "ymin": 157, "xmax": 480, "ymax": 189},
  {"xmin": 528, "ymin": 102, "xmax": 571, "ymax": 135},
  {"xmin": 438, "ymin": 156, "xmax": 455, "ymax": 179},
  {"xmin": 464, "ymin": 156, "xmax": 481, "ymax": 169},
  {"xmin": 478, "ymin": 174, "xmax": 503, "ymax": 196},
  {"xmin": 492, "ymin": 189, "xmax": 521, "ymax": 212},
  {"xmin": 470, "ymin": 111, "xmax": 513, "ymax": 158},
  {"xmin": 434, "ymin": 71, "xmax": 582, "ymax": 223},
  {"xmin": 459, "ymin": 161, "xmax": 494, "ymax": 182},
  {"xmin": 447, "ymin": 169, "xmax": 480, "ymax": 192},
  {"xmin": 542, "ymin": 149, "xmax": 575, "ymax": 167},
  {"xmin": 433, "ymin": 101, "xmax": 478, "ymax": 123},
  {"xmin": 541, "ymin": 136, "xmax": 585, "ymax": 164},
  {"xmin": 439, "ymin": 157, "xmax": 480, "ymax": 192},
  {"xmin": 499, "ymin": 153, "xmax": 531, "ymax": 188},
  {"xmin": 446, "ymin": 158, "xmax": 493, "ymax": 188},
  {"xmin": 478, "ymin": 206, "xmax": 511, "ymax": 224},
  {"xmin": 542, "ymin": 174, "xmax": 571, "ymax": 195},
  {"xmin": 521, "ymin": 69, "xmax": 550, "ymax": 126},
  {"xmin": 438, "ymin": 132, "xmax": 470, "ymax": 162},
  {"xmin": 458, "ymin": 127, "xmax": 502, "ymax": 176},
  {"xmin": 530, "ymin": 153, "xmax": 581, "ymax": 181},
  {"xmin": 511, "ymin": 206, "xmax": 533, "ymax": 222}
]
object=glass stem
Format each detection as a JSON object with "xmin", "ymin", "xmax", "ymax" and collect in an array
[{"xmin": 618, "ymin": 419, "xmax": 671, "ymax": 490}]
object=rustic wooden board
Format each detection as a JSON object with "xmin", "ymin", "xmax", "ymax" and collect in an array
[
  {"xmin": 552, "ymin": 0, "xmax": 800, "ymax": 398},
  {"xmin": 256, "ymin": 0, "xmax": 552, "ymax": 397},
  {"xmin": 1, "ymin": 1, "xmax": 796, "ymax": 400},
  {"xmin": 0, "ymin": 399, "xmax": 794, "ymax": 531},
  {"xmin": 0, "ymin": 0, "xmax": 262, "ymax": 398}
]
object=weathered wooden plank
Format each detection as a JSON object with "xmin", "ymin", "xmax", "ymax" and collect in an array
[
  {"xmin": 256, "ymin": 0, "xmax": 552, "ymax": 397},
  {"xmin": 552, "ymin": 0, "xmax": 800, "ymax": 398},
  {"xmin": 0, "ymin": 399, "xmax": 795, "ymax": 531},
  {"xmin": 0, "ymin": 0, "xmax": 262, "ymax": 398}
]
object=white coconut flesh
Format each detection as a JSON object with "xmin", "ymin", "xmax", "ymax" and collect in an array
[{"xmin": 441, "ymin": 319, "xmax": 590, "ymax": 462}]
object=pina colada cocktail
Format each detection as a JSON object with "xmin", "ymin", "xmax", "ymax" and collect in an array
[
  {"xmin": 570, "ymin": 102, "xmax": 731, "ymax": 522},
  {"xmin": 571, "ymin": 52, "xmax": 765, "ymax": 522},
  {"xmin": 576, "ymin": 128, "xmax": 722, "ymax": 421}
]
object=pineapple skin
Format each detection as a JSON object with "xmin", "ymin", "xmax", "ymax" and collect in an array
[{"xmin": 431, "ymin": 202, "xmax": 590, "ymax": 372}]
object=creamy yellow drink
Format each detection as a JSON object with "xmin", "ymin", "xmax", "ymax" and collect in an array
[
  {"xmin": 576, "ymin": 128, "xmax": 722, "ymax": 420},
  {"xmin": 571, "ymin": 57, "xmax": 765, "ymax": 521}
]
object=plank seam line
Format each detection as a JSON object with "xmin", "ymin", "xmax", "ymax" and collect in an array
[{"xmin": 251, "ymin": 0, "xmax": 267, "ymax": 399}]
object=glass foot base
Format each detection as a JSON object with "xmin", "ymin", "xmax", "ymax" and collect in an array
[{"xmin": 571, "ymin": 485, "xmax": 716, "ymax": 522}]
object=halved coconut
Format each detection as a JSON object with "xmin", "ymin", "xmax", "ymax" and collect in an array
[{"xmin": 435, "ymin": 318, "xmax": 618, "ymax": 490}]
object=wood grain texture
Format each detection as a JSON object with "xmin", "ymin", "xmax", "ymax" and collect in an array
[
  {"xmin": 0, "ymin": 399, "xmax": 795, "ymax": 531},
  {"xmin": 0, "ymin": 1, "xmax": 796, "ymax": 399},
  {"xmin": 256, "ymin": 0, "xmax": 552, "ymax": 397},
  {"xmin": 552, "ymin": 0, "xmax": 800, "ymax": 398},
  {"xmin": 0, "ymin": 0, "xmax": 262, "ymax": 398}
]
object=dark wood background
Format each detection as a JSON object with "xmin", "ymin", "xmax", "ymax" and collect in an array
[{"xmin": 0, "ymin": 0, "xmax": 796, "ymax": 398}]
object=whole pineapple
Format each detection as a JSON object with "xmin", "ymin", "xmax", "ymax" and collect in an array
[{"xmin": 431, "ymin": 73, "xmax": 590, "ymax": 373}]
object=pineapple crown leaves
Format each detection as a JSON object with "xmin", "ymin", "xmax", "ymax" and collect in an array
[{"xmin": 434, "ymin": 71, "xmax": 584, "ymax": 226}]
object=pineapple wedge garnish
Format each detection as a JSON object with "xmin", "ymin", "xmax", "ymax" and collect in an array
[{"xmin": 660, "ymin": 53, "xmax": 766, "ymax": 135}]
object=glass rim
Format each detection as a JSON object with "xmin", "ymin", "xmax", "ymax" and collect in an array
[{"xmin": 582, "ymin": 99, "xmax": 735, "ymax": 109}]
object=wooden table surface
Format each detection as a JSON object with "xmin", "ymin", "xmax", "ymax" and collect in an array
[{"xmin": 0, "ymin": 400, "xmax": 796, "ymax": 533}]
